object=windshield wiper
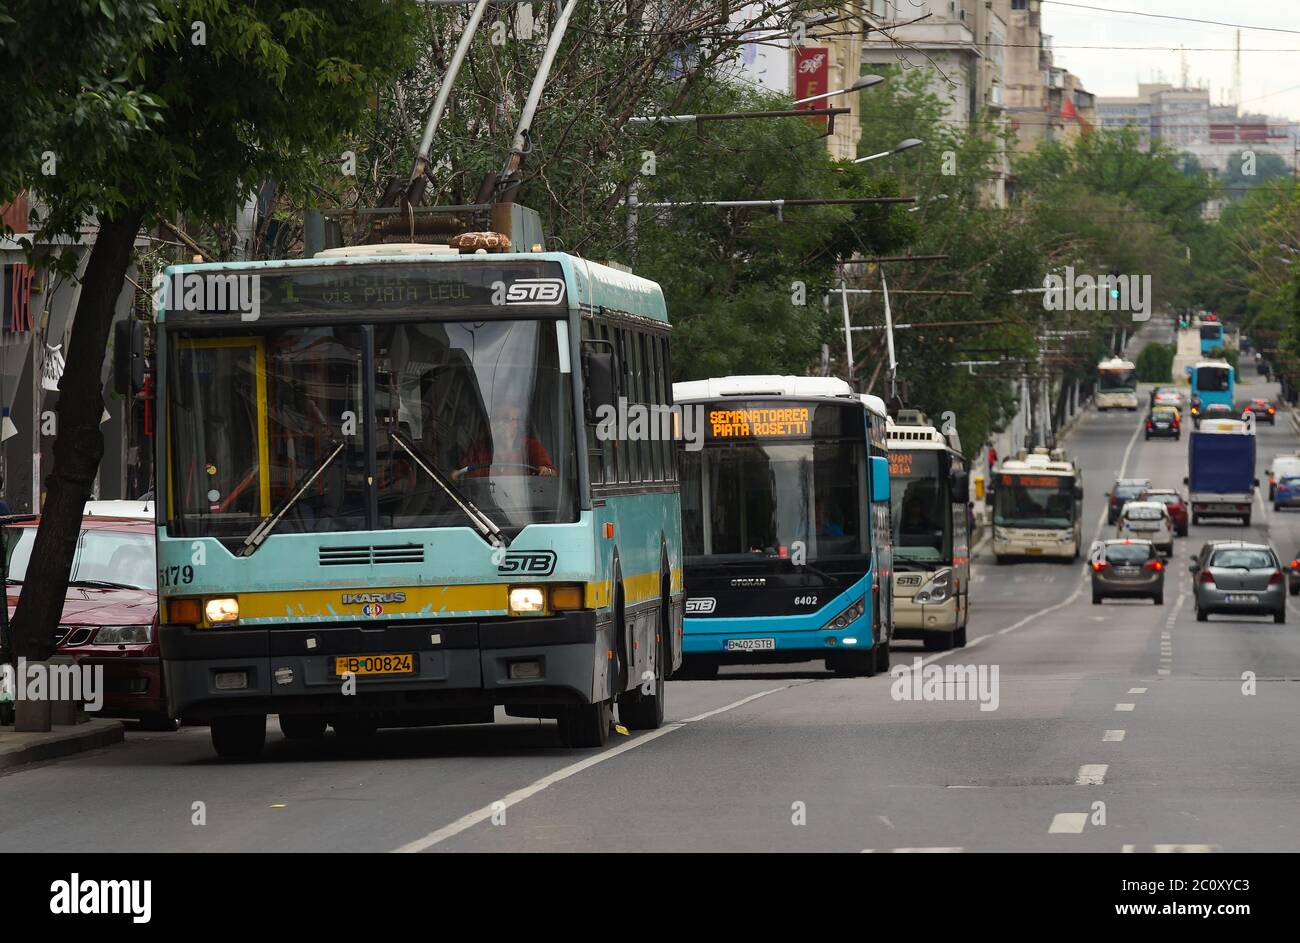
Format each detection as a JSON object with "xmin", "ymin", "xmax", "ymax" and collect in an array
[
  {"xmin": 238, "ymin": 441, "xmax": 346, "ymax": 558},
  {"xmin": 389, "ymin": 431, "xmax": 507, "ymax": 548},
  {"xmin": 69, "ymin": 579, "xmax": 138, "ymax": 590}
]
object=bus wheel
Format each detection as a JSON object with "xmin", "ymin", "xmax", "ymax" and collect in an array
[
  {"xmin": 952, "ymin": 624, "xmax": 968, "ymax": 648},
  {"xmin": 922, "ymin": 632, "xmax": 952, "ymax": 652},
  {"xmin": 618, "ymin": 595, "xmax": 667, "ymax": 730},
  {"xmin": 557, "ymin": 699, "xmax": 612, "ymax": 748},
  {"xmin": 675, "ymin": 656, "xmax": 718, "ymax": 680},
  {"xmin": 210, "ymin": 715, "xmax": 267, "ymax": 760},
  {"xmin": 279, "ymin": 714, "xmax": 327, "ymax": 740},
  {"xmin": 873, "ymin": 639, "xmax": 891, "ymax": 673}
]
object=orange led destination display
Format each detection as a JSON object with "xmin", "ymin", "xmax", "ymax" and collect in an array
[
  {"xmin": 1001, "ymin": 474, "xmax": 1067, "ymax": 487},
  {"xmin": 889, "ymin": 452, "xmax": 916, "ymax": 476},
  {"xmin": 708, "ymin": 406, "xmax": 810, "ymax": 438}
]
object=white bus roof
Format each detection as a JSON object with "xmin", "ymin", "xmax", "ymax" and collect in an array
[
  {"xmin": 1196, "ymin": 418, "xmax": 1253, "ymax": 435},
  {"xmin": 1193, "ymin": 359, "xmax": 1232, "ymax": 370},
  {"xmin": 673, "ymin": 375, "xmax": 856, "ymax": 402},
  {"xmin": 1098, "ymin": 357, "xmax": 1135, "ymax": 369},
  {"xmin": 84, "ymin": 499, "xmax": 154, "ymax": 520},
  {"xmin": 860, "ymin": 393, "xmax": 888, "ymax": 418},
  {"xmin": 887, "ymin": 420, "xmax": 945, "ymax": 447},
  {"xmin": 996, "ymin": 460, "xmax": 1074, "ymax": 475}
]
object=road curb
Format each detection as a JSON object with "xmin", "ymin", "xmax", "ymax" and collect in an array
[{"xmin": 0, "ymin": 718, "xmax": 124, "ymax": 771}]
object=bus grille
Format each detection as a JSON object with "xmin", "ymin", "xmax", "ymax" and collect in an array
[{"xmin": 319, "ymin": 544, "xmax": 425, "ymax": 567}]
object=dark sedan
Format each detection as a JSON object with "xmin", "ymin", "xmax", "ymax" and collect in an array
[{"xmin": 1145, "ymin": 406, "xmax": 1181, "ymax": 440}]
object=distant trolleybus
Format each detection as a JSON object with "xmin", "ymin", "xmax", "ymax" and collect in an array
[
  {"xmin": 151, "ymin": 244, "xmax": 683, "ymax": 758},
  {"xmin": 1199, "ymin": 319, "xmax": 1224, "ymax": 355},
  {"xmin": 1190, "ymin": 359, "xmax": 1235, "ymax": 414},
  {"xmin": 674, "ymin": 377, "xmax": 893, "ymax": 678},
  {"xmin": 1095, "ymin": 357, "xmax": 1138, "ymax": 411},
  {"xmin": 887, "ymin": 411, "xmax": 970, "ymax": 651},
  {"xmin": 991, "ymin": 449, "xmax": 1083, "ymax": 563}
]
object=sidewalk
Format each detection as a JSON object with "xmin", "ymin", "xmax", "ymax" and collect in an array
[{"xmin": 0, "ymin": 719, "xmax": 124, "ymax": 771}]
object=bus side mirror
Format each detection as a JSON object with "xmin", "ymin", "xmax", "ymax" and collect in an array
[
  {"xmin": 1074, "ymin": 485, "xmax": 1084, "ymax": 500},
  {"xmin": 581, "ymin": 341, "xmax": 618, "ymax": 423},
  {"xmin": 1182, "ymin": 477, "xmax": 1189, "ymax": 486},
  {"xmin": 952, "ymin": 469, "xmax": 970, "ymax": 503},
  {"xmin": 113, "ymin": 319, "xmax": 145, "ymax": 395},
  {"xmin": 870, "ymin": 455, "xmax": 890, "ymax": 503}
]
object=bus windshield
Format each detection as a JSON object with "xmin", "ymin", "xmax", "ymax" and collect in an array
[
  {"xmin": 1195, "ymin": 366, "xmax": 1231, "ymax": 392},
  {"xmin": 1200, "ymin": 325, "xmax": 1223, "ymax": 341},
  {"xmin": 166, "ymin": 319, "xmax": 578, "ymax": 540},
  {"xmin": 889, "ymin": 449, "xmax": 950, "ymax": 564},
  {"xmin": 994, "ymin": 473, "xmax": 1075, "ymax": 529},
  {"xmin": 1098, "ymin": 368, "xmax": 1136, "ymax": 392},
  {"xmin": 679, "ymin": 402, "xmax": 867, "ymax": 566}
]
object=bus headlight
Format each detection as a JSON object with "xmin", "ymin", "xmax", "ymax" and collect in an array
[
  {"xmin": 993, "ymin": 527, "xmax": 1009, "ymax": 542},
  {"xmin": 821, "ymin": 596, "xmax": 865, "ymax": 631},
  {"xmin": 204, "ymin": 597, "xmax": 240, "ymax": 624},
  {"xmin": 508, "ymin": 586, "xmax": 546, "ymax": 615},
  {"xmin": 914, "ymin": 569, "xmax": 951, "ymax": 605}
]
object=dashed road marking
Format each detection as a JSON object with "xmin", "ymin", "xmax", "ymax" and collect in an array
[
  {"xmin": 1103, "ymin": 729, "xmax": 1126, "ymax": 741},
  {"xmin": 1128, "ymin": 687, "xmax": 1148, "ymax": 694},
  {"xmin": 1049, "ymin": 812, "xmax": 1088, "ymax": 834},
  {"xmin": 1115, "ymin": 703, "xmax": 1136, "ymax": 711},
  {"xmin": 862, "ymin": 847, "xmax": 965, "ymax": 853},
  {"xmin": 1076, "ymin": 764, "xmax": 1108, "ymax": 785}
]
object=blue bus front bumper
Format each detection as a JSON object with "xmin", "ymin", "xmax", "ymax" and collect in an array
[
  {"xmin": 160, "ymin": 612, "xmax": 606, "ymax": 722},
  {"xmin": 682, "ymin": 596, "xmax": 876, "ymax": 662}
]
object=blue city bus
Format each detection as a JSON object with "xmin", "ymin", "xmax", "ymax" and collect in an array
[
  {"xmin": 673, "ymin": 377, "xmax": 893, "ymax": 678},
  {"xmin": 149, "ymin": 245, "xmax": 683, "ymax": 758},
  {"xmin": 1199, "ymin": 320, "xmax": 1224, "ymax": 355},
  {"xmin": 1190, "ymin": 359, "xmax": 1235, "ymax": 414}
]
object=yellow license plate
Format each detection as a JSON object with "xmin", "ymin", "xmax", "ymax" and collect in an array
[
  {"xmin": 333, "ymin": 653, "xmax": 415, "ymax": 677},
  {"xmin": 1025, "ymin": 547, "xmax": 1043, "ymax": 555}
]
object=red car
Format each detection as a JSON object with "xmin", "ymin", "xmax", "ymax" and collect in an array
[
  {"xmin": 3, "ymin": 517, "xmax": 171, "ymax": 729},
  {"xmin": 1138, "ymin": 489, "xmax": 1188, "ymax": 537},
  {"xmin": 1240, "ymin": 398, "xmax": 1277, "ymax": 425}
]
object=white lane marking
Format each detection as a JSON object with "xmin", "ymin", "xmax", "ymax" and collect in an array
[
  {"xmin": 1103, "ymin": 729, "xmax": 1126, "ymax": 741},
  {"xmin": 392, "ymin": 685, "xmax": 793, "ymax": 852},
  {"xmin": 1154, "ymin": 844, "xmax": 1218, "ymax": 853},
  {"xmin": 1076, "ymin": 764, "xmax": 1109, "ymax": 785},
  {"xmin": 1128, "ymin": 687, "xmax": 1147, "ymax": 694},
  {"xmin": 888, "ymin": 847, "xmax": 965, "ymax": 853},
  {"xmin": 1122, "ymin": 843, "xmax": 1136, "ymax": 853},
  {"xmin": 1115, "ymin": 703, "xmax": 1136, "ymax": 711},
  {"xmin": 1257, "ymin": 486, "xmax": 1266, "ymax": 516},
  {"xmin": 1158, "ymin": 668, "xmax": 1171, "ymax": 676},
  {"xmin": 1049, "ymin": 812, "xmax": 1088, "ymax": 834}
]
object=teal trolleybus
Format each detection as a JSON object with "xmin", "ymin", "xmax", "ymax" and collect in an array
[
  {"xmin": 151, "ymin": 244, "xmax": 682, "ymax": 757},
  {"xmin": 673, "ymin": 376, "xmax": 893, "ymax": 678}
]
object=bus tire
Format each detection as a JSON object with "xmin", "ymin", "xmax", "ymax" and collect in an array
[
  {"xmin": 676, "ymin": 656, "xmax": 718, "ymax": 680},
  {"xmin": 953, "ymin": 624, "xmax": 968, "ymax": 648},
  {"xmin": 1242, "ymin": 514, "xmax": 1251, "ymax": 527},
  {"xmin": 279, "ymin": 714, "xmax": 327, "ymax": 740},
  {"xmin": 922, "ymin": 631, "xmax": 951, "ymax": 652},
  {"xmin": 210, "ymin": 715, "xmax": 266, "ymax": 760},
  {"xmin": 874, "ymin": 639, "xmax": 891, "ymax": 673},
  {"xmin": 557, "ymin": 698, "xmax": 611, "ymax": 748},
  {"xmin": 618, "ymin": 593, "xmax": 668, "ymax": 731},
  {"xmin": 831, "ymin": 651, "xmax": 875, "ymax": 678}
]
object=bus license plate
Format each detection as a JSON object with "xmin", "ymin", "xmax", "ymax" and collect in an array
[
  {"xmin": 333, "ymin": 653, "xmax": 416, "ymax": 677},
  {"xmin": 1025, "ymin": 547, "xmax": 1043, "ymax": 555},
  {"xmin": 725, "ymin": 638, "xmax": 775, "ymax": 651}
]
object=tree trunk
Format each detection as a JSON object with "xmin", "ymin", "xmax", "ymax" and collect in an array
[{"xmin": 8, "ymin": 208, "xmax": 144, "ymax": 663}]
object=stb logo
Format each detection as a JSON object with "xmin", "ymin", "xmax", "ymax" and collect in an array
[
  {"xmin": 685, "ymin": 597, "xmax": 716, "ymax": 614},
  {"xmin": 497, "ymin": 550, "xmax": 557, "ymax": 575},
  {"xmin": 505, "ymin": 279, "xmax": 566, "ymax": 305},
  {"xmin": 798, "ymin": 53, "xmax": 826, "ymax": 73}
]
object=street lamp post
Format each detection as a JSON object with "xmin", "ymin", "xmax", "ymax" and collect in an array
[
  {"xmin": 854, "ymin": 138, "xmax": 924, "ymax": 164},
  {"xmin": 792, "ymin": 74, "xmax": 884, "ymax": 107}
]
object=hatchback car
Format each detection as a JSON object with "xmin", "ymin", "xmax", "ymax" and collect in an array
[
  {"xmin": 1274, "ymin": 475, "xmax": 1300, "ymax": 511},
  {"xmin": 1266, "ymin": 455, "xmax": 1300, "ymax": 500},
  {"xmin": 1193, "ymin": 402, "xmax": 1234, "ymax": 428},
  {"xmin": 1287, "ymin": 553, "xmax": 1300, "ymax": 597},
  {"xmin": 1107, "ymin": 478, "xmax": 1154, "ymax": 525},
  {"xmin": 2, "ymin": 516, "xmax": 170, "ymax": 728},
  {"xmin": 1090, "ymin": 539, "xmax": 1164, "ymax": 605},
  {"xmin": 1145, "ymin": 406, "xmax": 1181, "ymax": 440},
  {"xmin": 1190, "ymin": 542, "xmax": 1286, "ymax": 623},
  {"xmin": 1240, "ymin": 398, "xmax": 1277, "ymax": 425},
  {"xmin": 1139, "ymin": 489, "xmax": 1188, "ymax": 537},
  {"xmin": 1151, "ymin": 387, "xmax": 1184, "ymax": 410},
  {"xmin": 1115, "ymin": 501, "xmax": 1174, "ymax": 555}
]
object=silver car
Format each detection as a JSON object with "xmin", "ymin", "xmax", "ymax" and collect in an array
[{"xmin": 1190, "ymin": 542, "xmax": 1286, "ymax": 623}]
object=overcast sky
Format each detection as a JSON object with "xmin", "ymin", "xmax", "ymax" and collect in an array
[{"xmin": 1036, "ymin": 0, "xmax": 1300, "ymax": 121}]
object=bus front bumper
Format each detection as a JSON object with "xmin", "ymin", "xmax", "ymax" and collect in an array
[
  {"xmin": 159, "ymin": 612, "xmax": 604, "ymax": 722},
  {"xmin": 992, "ymin": 535, "xmax": 1076, "ymax": 559},
  {"xmin": 891, "ymin": 595, "xmax": 958, "ymax": 637}
]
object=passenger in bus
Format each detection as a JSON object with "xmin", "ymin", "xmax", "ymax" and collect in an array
[
  {"xmin": 453, "ymin": 406, "xmax": 556, "ymax": 479},
  {"xmin": 814, "ymin": 494, "xmax": 846, "ymax": 538}
]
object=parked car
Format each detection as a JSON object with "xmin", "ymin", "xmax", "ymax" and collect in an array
[
  {"xmin": 1107, "ymin": 478, "xmax": 1154, "ymax": 525},
  {"xmin": 1274, "ymin": 475, "xmax": 1300, "ymax": 511},
  {"xmin": 1, "ymin": 516, "xmax": 171, "ymax": 729},
  {"xmin": 1090, "ymin": 539, "xmax": 1164, "ymax": 605},
  {"xmin": 1239, "ymin": 398, "xmax": 1277, "ymax": 425},
  {"xmin": 1265, "ymin": 454, "xmax": 1300, "ymax": 500},
  {"xmin": 1116, "ymin": 501, "xmax": 1174, "ymax": 555},
  {"xmin": 1139, "ymin": 488, "xmax": 1188, "ymax": 537},
  {"xmin": 1286, "ymin": 553, "xmax": 1300, "ymax": 597},
  {"xmin": 1189, "ymin": 541, "xmax": 1286, "ymax": 623},
  {"xmin": 1151, "ymin": 387, "xmax": 1184, "ymax": 410},
  {"xmin": 1145, "ymin": 406, "xmax": 1181, "ymax": 440},
  {"xmin": 1193, "ymin": 402, "xmax": 1235, "ymax": 428}
]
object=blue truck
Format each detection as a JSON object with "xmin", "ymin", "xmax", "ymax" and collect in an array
[{"xmin": 1185, "ymin": 419, "xmax": 1258, "ymax": 527}]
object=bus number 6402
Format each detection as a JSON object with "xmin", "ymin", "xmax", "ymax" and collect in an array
[{"xmin": 794, "ymin": 595, "xmax": 818, "ymax": 606}]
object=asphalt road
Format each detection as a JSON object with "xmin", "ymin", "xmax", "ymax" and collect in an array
[{"xmin": 3, "ymin": 325, "xmax": 1298, "ymax": 853}]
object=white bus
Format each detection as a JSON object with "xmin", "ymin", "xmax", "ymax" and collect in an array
[
  {"xmin": 887, "ymin": 411, "xmax": 970, "ymax": 651},
  {"xmin": 992, "ymin": 449, "xmax": 1083, "ymax": 562},
  {"xmin": 1096, "ymin": 357, "xmax": 1138, "ymax": 411}
]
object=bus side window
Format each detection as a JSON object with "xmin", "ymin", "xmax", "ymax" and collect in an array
[
  {"xmin": 647, "ymin": 333, "xmax": 664, "ymax": 481},
  {"xmin": 582, "ymin": 320, "xmax": 605, "ymax": 486}
]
